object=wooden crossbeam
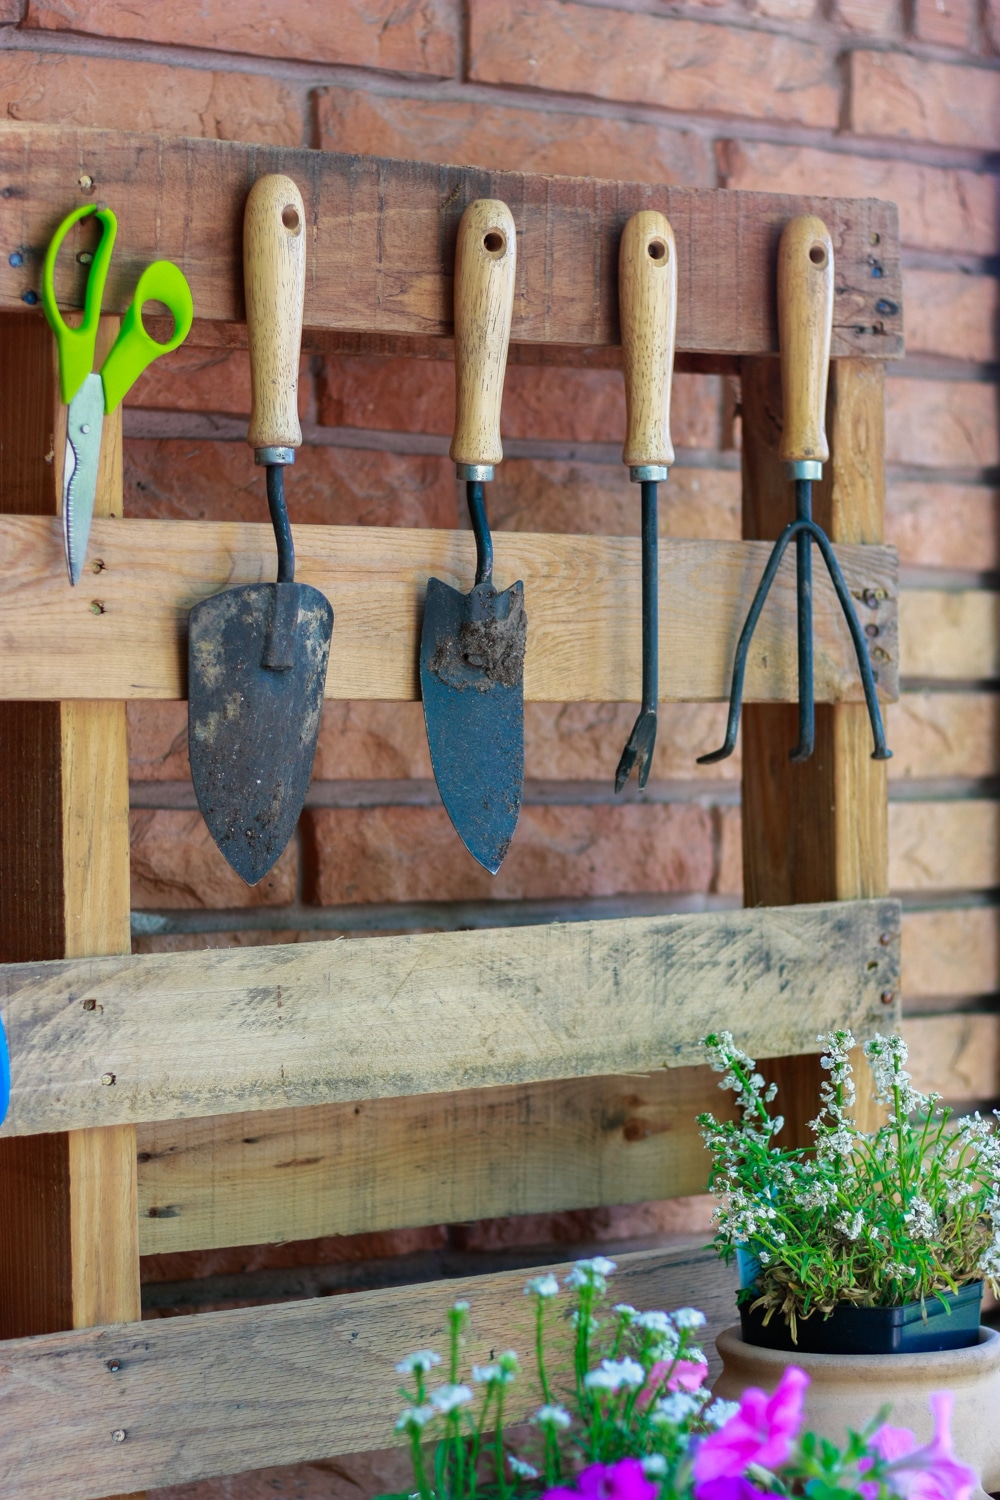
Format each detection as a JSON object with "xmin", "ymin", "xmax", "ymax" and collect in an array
[
  {"xmin": 0, "ymin": 516, "xmax": 898, "ymax": 704},
  {"xmin": 0, "ymin": 1242, "xmax": 736, "ymax": 1500},
  {"xmin": 0, "ymin": 899, "xmax": 901, "ymax": 1137},
  {"xmin": 0, "ymin": 123, "xmax": 901, "ymax": 361}
]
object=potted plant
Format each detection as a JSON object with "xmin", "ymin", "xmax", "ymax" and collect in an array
[
  {"xmin": 383, "ymin": 1256, "xmax": 978, "ymax": 1499},
  {"xmin": 698, "ymin": 1029, "xmax": 1000, "ymax": 1490}
]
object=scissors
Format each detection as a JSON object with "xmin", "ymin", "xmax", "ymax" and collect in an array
[{"xmin": 42, "ymin": 204, "xmax": 194, "ymax": 584}]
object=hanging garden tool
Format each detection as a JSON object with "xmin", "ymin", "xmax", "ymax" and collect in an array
[
  {"xmin": 42, "ymin": 204, "xmax": 194, "ymax": 583},
  {"xmin": 614, "ymin": 210, "xmax": 677, "ymax": 792},
  {"xmin": 698, "ymin": 215, "xmax": 890, "ymax": 766},
  {"xmin": 188, "ymin": 175, "xmax": 334, "ymax": 885},
  {"xmin": 420, "ymin": 199, "xmax": 525, "ymax": 873}
]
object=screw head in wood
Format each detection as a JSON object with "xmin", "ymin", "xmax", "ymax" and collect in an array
[
  {"xmin": 111, "ymin": 1429, "xmax": 126, "ymax": 1443},
  {"xmin": 106, "ymin": 1359, "xmax": 121, "ymax": 1373},
  {"xmin": 879, "ymin": 932, "xmax": 893, "ymax": 946},
  {"xmin": 880, "ymin": 989, "xmax": 895, "ymax": 1006},
  {"xmin": 101, "ymin": 1072, "xmax": 116, "ymax": 1086}
]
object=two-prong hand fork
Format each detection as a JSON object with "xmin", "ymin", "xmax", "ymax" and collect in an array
[{"xmin": 698, "ymin": 216, "xmax": 891, "ymax": 768}]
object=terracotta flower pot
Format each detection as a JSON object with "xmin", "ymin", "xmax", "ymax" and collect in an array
[{"xmin": 713, "ymin": 1323, "xmax": 1000, "ymax": 1500}]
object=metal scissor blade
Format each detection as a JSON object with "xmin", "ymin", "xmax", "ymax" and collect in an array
[{"xmin": 62, "ymin": 373, "xmax": 105, "ymax": 585}]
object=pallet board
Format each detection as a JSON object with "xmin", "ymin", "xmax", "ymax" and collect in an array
[
  {"xmin": 0, "ymin": 1241, "xmax": 736, "ymax": 1500},
  {"xmin": 0, "ymin": 899, "xmax": 900, "ymax": 1137},
  {"xmin": 0, "ymin": 516, "xmax": 899, "ymax": 704},
  {"xmin": 0, "ymin": 123, "xmax": 901, "ymax": 361}
]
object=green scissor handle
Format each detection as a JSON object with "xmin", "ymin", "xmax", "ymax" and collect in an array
[
  {"xmin": 42, "ymin": 204, "xmax": 117, "ymax": 406},
  {"xmin": 100, "ymin": 259, "xmax": 194, "ymax": 413}
]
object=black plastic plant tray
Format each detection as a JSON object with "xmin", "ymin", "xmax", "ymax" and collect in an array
[{"xmin": 738, "ymin": 1281, "xmax": 983, "ymax": 1355}]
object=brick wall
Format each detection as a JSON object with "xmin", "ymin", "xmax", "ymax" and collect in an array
[{"xmin": 4, "ymin": 2, "xmax": 1000, "ymax": 1494}]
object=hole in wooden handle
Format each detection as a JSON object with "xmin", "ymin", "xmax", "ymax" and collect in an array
[
  {"xmin": 282, "ymin": 204, "xmax": 301, "ymax": 233},
  {"xmin": 483, "ymin": 230, "xmax": 506, "ymax": 256},
  {"xmin": 809, "ymin": 242, "xmax": 827, "ymax": 267},
  {"xmin": 647, "ymin": 238, "xmax": 668, "ymax": 262}
]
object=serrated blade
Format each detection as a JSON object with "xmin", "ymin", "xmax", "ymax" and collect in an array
[{"xmin": 62, "ymin": 373, "xmax": 104, "ymax": 585}]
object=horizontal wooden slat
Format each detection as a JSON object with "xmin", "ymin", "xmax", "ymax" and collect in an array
[
  {"xmin": 0, "ymin": 1241, "xmax": 737, "ymax": 1500},
  {"xmin": 904, "ymin": 1012, "xmax": 1000, "ymax": 1102},
  {"xmin": 0, "ymin": 516, "xmax": 898, "ymax": 704},
  {"xmin": 900, "ymin": 590, "xmax": 1000, "ymax": 681},
  {"xmin": 135, "ymin": 1068, "xmax": 723, "ymax": 1256},
  {"xmin": 0, "ymin": 899, "xmax": 900, "ymax": 1137},
  {"xmin": 0, "ymin": 123, "xmax": 901, "ymax": 360}
]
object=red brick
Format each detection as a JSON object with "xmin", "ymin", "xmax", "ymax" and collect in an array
[
  {"xmin": 718, "ymin": 139, "xmax": 998, "ymax": 256},
  {"xmin": 746, "ymin": 0, "xmax": 814, "ymax": 15},
  {"xmin": 524, "ymin": 702, "xmax": 738, "ymax": 781},
  {"xmin": 141, "ymin": 1225, "xmax": 448, "ymax": 1285},
  {"xmin": 23, "ymin": 0, "xmax": 458, "ymax": 75},
  {"xmin": 0, "ymin": 49, "xmax": 301, "ymax": 145},
  {"xmin": 314, "ymin": 85, "xmax": 713, "ymax": 186},
  {"xmin": 124, "ymin": 441, "xmax": 458, "ymax": 530},
  {"xmin": 848, "ymin": 50, "xmax": 1000, "ymax": 149},
  {"xmin": 885, "ymin": 377, "xmax": 1000, "ymax": 469},
  {"xmin": 489, "ymin": 461, "xmax": 740, "ymax": 539},
  {"xmin": 833, "ymin": 0, "xmax": 899, "ymax": 29},
  {"xmin": 128, "ymin": 702, "xmax": 189, "ymax": 781},
  {"xmin": 125, "ymin": 347, "xmax": 253, "ymax": 416},
  {"xmin": 468, "ymin": 0, "xmax": 838, "ymax": 127},
  {"xmin": 903, "ymin": 270, "xmax": 999, "ymax": 362},
  {"xmin": 0, "ymin": 0, "xmax": 24, "ymax": 16},
  {"xmin": 309, "ymin": 804, "xmax": 719, "ymax": 904},
  {"xmin": 130, "ymin": 810, "xmax": 297, "ymax": 908},
  {"xmin": 889, "ymin": 691, "xmax": 1000, "ymax": 780},
  {"xmin": 455, "ymin": 1196, "xmax": 715, "ymax": 1252},
  {"xmin": 887, "ymin": 479, "xmax": 1000, "ymax": 567},
  {"xmin": 318, "ymin": 356, "xmax": 723, "ymax": 450},
  {"xmin": 911, "ymin": 0, "xmax": 972, "ymax": 47},
  {"xmin": 986, "ymin": 0, "xmax": 1000, "ymax": 51},
  {"xmin": 313, "ymin": 703, "xmax": 433, "ymax": 781}
]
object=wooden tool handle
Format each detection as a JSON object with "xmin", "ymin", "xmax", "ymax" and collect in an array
[
  {"xmin": 245, "ymin": 174, "xmax": 306, "ymax": 454},
  {"xmin": 778, "ymin": 215, "xmax": 834, "ymax": 468},
  {"xmin": 620, "ymin": 210, "xmax": 677, "ymax": 471},
  {"xmin": 450, "ymin": 199, "xmax": 516, "ymax": 470}
]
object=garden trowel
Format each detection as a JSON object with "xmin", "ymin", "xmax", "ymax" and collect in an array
[
  {"xmin": 420, "ymin": 199, "xmax": 524, "ymax": 874},
  {"xmin": 188, "ymin": 175, "xmax": 333, "ymax": 885}
]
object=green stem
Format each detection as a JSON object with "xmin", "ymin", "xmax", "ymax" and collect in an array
[
  {"xmin": 535, "ymin": 1298, "xmax": 552, "ymax": 1406},
  {"xmin": 410, "ymin": 1430, "xmax": 433, "ymax": 1500}
]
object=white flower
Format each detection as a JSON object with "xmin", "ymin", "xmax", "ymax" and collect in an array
[
  {"xmin": 396, "ymin": 1350, "xmax": 442, "ymax": 1375},
  {"xmin": 584, "ymin": 1356, "xmax": 645, "ymax": 1391},
  {"xmin": 633, "ymin": 1310, "xmax": 672, "ymax": 1333},
  {"xmin": 472, "ymin": 1351, "xmax": 518, "ymax": 1385},
  {"xmin": 429, "ymin": 1383, "xmax": 473, "ymax": 1413},
  {"xmin": 452, "ymin": 1299, "xmax": 470, "ymax": 1312},
  {"xmin": 703, "ymin": 1398, "xmax": 740, "ymax": 1430},
  {"xmin": 395, "ymin": 1405, "xmax": 435, "ymax": 1431},
  {"xmin": 904, "ymin": 1197, "xmax": 938, "ymax": 1241},
  {"xmin": 651, "ymin": 1391, "xmax": 701, "ymax": 1423},
  {"xmin": 835, "ymin": 1211, "xmax": 865, "ymax": 1242},
  {"xmin": 525, "ymin": 1273, "xmax": 560, "ymax": 1299},
  {"xmin": 508, "ymin": 1456, "xmax": 539, "ymax": 1479},
  {"xmin": 533, "ymin": 1404, "xmax": 572, "ymax": 1429},
  {"xmin": 613, "ymin": 1302, "xmax": 639, "ymax": 1320},
  {"xmin": 642, "ymin": 1455, "xmax": 667, "ymax": 1477},
  {"xmin": 565, "ymin": 1256, "xmax": 617, "ymax": 1289},
  {"xmin": 671, "ymin": 1307, "xmax": 706, "ymax": 1330}
]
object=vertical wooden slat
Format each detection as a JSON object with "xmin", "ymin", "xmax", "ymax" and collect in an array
[
  {"xmin": 0, "ymin": 313, "xmax": 141, "ymax": 1498},
  {"xmin": 741, "ymin": 356, "xmax": 889, "ymax": 1137}
]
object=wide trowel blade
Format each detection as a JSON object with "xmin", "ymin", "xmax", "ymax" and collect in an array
[
  {"xmin": 420, "ymin": 576, "xmax": 526, "ymax": 873},
  {"xmin": 189, "ymin": 581, "xmax": 333, "ymax": 886}
]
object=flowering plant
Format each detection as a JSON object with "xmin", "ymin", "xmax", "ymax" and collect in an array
[
  {"xmin": 382, "ymin": 1256, "xmax": 975, "ymax": 1500},
  {"xmin": 698, "ymin": 1029, "xmax": 1000, "ymax": 1335}
]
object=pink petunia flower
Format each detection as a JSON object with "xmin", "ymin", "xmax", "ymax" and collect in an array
[
  {"xmin": 636, "ymin": 1356, "xmax": 708, "ymax": 1410},
  {"xmin": 863, "ymin": 1392, "xmax": 976, "ymax": 1500},
  {"xmin": 541, "ymin": 1458, "xmax": 659, "ymax": 1500},
  {"xmin": 692, "ymin": 1365, "xmax": 809, "ymax": 1484},
  {"xmin": 695, "ymin": 1480, "xmax": 785, "ymax": 1500}
]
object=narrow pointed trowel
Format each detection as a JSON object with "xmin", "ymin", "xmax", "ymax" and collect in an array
[
  {"xmin": 420, "ymin": 200, "xmax": 525, "ymax": 873},
  {"xmin": 188, "ymin": 175, "xmax": 333, "ymax": 885}
]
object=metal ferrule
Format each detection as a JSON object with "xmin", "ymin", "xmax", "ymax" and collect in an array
[
  {"xmin": 629, "ymin": 465, "xmax": 669, "ymax": 484},
  {"xmin": 786, "ymin": 459, "xmax": 822, "ymax": 481},
  {"xmin": 456, "ymin": 463, "xmax": 494, "ymax": 482},
  {"xmin": 254, "ymin": 446, "xmax": 296, "ymax": 467}
]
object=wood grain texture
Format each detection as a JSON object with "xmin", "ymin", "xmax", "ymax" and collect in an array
[
  {"xmin": 620, "ymin": 210, "xmax": 677, "ymax": 469},
  {"xmin": 0, "ymin": 900, "xmax": 900, "ymax": 1137},
  {"xmin": 778, "ymin": 216, "xmax": 833, "ymax": 467},
  {"xmin": 244, "ymin": 175, "xmax": 307, "ymax": 454},
  {"xmin": 0, "ymin": 516, "xmax": 899, "ymax": 704},
  {"xmin": 0, "ymin": 1242, "xmax": 737, "ymax": 1499},
  {"xmin": 450, "ymin": 199, "xmax": 516, "ymax": 468},
  {"xmin": 135, "ymin": 1068, "xmax": 725, "ymax": 1255},
  {"xmin": 742, "ymin": 357, "xmax": 891, "ymax": 1143},
  {"xmin": 0, "ymin": 123, "xmax": 901, "ymax": 360}
]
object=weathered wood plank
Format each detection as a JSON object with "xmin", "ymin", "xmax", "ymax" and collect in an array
[
  {"xmin": 0, "ymin": 516, "xmax": 898, "ymax": 704},
  {"xmin": 0, "ymin": 123, "xmax": 901, "ymax": 360},
  {"xmin": 135, "ymin": 1067, "xmax": 725, "ymax": 1256},
  {"xmin": 0, "ymin": 900, "xmax": 900, "ymax": 1137},
  {"xmin": 0, "ymin": 1242, "xmax": 737, "ymax": 1500}
]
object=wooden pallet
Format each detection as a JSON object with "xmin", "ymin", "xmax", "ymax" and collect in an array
[{"xmin": 0, "ymin": 124, "xmax": 900, "ymax": 1500}]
